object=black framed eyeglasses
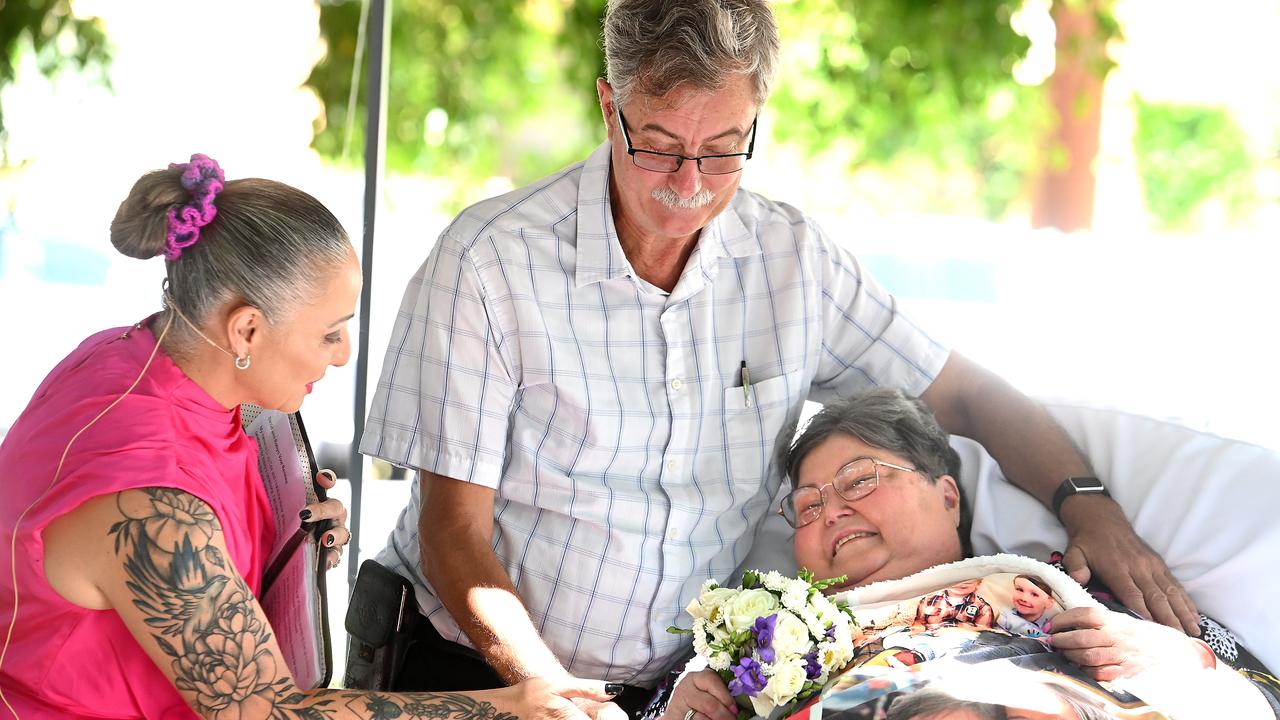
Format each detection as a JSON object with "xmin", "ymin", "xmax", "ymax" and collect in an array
[
  {"xmin": 617, "ymin": 108, "xmax": 756, "ymax": 175},
  {"xmin": 777, "ymin": 457, "xmax": 919, "ymax": 529}
]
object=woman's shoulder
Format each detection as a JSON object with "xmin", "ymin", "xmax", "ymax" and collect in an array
[{"xmin": 3, "ymin": 321, "xmax": 250, "ymax": 533}]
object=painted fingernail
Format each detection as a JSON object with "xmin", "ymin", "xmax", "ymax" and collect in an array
[
  {"xmin": 325, "ymin": 534, "xmax": 336, "ymax": 547},
  {"xmin": 299, "ymin": 509, "xmax": 312, "ymax": 521},
  {"xmin": 604, "ymin": 683, "xmax": 624, "ymax": 696}
]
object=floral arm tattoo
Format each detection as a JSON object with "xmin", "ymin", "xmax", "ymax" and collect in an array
[{"xmin": 111, "ymin": 488, "xmax": 520, "ymax": 720}]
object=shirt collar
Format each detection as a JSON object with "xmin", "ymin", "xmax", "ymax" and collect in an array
[
  {"xmin": 575, "ymin": 143, "xmax": 633, "ymax": 288},
  {"xmin": 574, "ymin": 141, "xmax": 761, "ymax": 290}
]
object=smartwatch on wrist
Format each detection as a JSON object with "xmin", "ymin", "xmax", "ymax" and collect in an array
[{"xmin": 1052, "ymin": 476, "xmax": 1110, "ymax": 517}]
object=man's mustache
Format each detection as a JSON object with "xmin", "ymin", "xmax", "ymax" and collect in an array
[{"xmin": 651, "ymin": 186, "xmax": 715, "ymax": 209}]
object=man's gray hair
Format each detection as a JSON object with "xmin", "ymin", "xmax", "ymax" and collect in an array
[
  {"xmin": 603, "ymin": 0, "xmax": 779, "ymax": 110},
  {"xmin": 783, "ymin": 389, "xmax": 972, "ymax": 555}
]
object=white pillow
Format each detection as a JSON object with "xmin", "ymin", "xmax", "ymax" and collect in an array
[{"xmin": 955, "ymin": 400, "xmax": 1280, "ymax": 672}]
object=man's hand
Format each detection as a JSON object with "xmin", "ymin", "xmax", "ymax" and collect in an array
[
  {"xmin": 421, "ymin": 471, "xmax": 573, "ymax": 683},
  {"xmin": 1049, "ymin": 606, "xmax": 1209, "ymax": 682},
  {"xmin": 919, "ymin": 353, "xmax": 1200, "ymax": 636},
  {"xmin": 1058, "ymin": 494, "xmax": 1200, "ymax": 635},
  {"xmin": 504, "ymin": 677, "xmax": 621, "ymax": 720},
  {"xmin": 570, "ymin": 696, "xmax": 628, "ymax": 720},
  {"xmin": 660, "ymin": 670, "xmax": 737, "ymax": 720}
]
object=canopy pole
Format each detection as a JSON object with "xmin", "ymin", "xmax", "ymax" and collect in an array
[{"xmin": 348, "ymin": 0, "xmax": 391, "ymax": 590}]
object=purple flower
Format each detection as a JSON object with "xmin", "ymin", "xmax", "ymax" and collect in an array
[
  {"xmin": 824, "ymin": 624, "xmax": 837, "ymax": 640},
  {"xmin": 727, "ymin": 657, "xmax": 768, "ymax": 697},
  {"xmin": 752, "ymin": 614, "xmax": 777, "ymax": 664},
  {"xmin": 803, "ymin": 650, "xmax": 822, "ymax": 680}
]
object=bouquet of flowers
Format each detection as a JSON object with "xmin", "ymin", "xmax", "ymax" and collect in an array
[{"xmin": 671, "ymin": 569, "xmax": 858, "ymax": 719}]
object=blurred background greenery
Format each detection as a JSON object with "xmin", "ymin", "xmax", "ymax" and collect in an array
[
  {"xmin": 2, "ymin": 0, "xmax": 1273, "ymax": 231},
  {"xmin": 2, "ymin": 0, "xmax": 1278, "ymax": 451},
  {"xmin": 303, "ymin": 0, "xmax": 1060, "ymax": 219}
]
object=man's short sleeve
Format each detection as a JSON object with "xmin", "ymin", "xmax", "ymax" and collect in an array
[
  {"xmin": 809, "ymin": 220, "xmax": 950, "ymax": 398},
  {"xmin": 359, "ymin": 236, "xmax": 517, "ymax": 488}
]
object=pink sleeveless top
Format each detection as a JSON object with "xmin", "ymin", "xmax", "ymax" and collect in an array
[{"xmin": 0, "ymin": 320, "xmax": 275, "ymax": 718}]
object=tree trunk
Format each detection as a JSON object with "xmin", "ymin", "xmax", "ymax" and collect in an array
[{"xmin": 1031, "ymin": 1, "xmax": 1107, "ymax": 232}]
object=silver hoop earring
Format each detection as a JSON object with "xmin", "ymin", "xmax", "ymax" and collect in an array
[{"xmin": 235, "ymin": 354, "xmax": 251, "ymax": 371}]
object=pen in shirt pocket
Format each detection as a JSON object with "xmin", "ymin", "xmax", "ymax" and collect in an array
[{"xmin": 739, "ymin": 360, "xmax": 752, "ymax": 408}]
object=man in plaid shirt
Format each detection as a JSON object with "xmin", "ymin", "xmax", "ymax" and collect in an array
[{"xmin": 358, "ymin": 1, "xmax": 1199, "ymax": 718}]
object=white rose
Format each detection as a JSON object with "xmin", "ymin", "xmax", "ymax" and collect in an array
[
  {"xmin": 771, "ymin": 609, "xmax": 812, "ymax": 658},
  {"xmin": 700, "ymin": 587, "xmax": 739, "ymax": 627},
  {"xmin": 724, "ymin": 588, "xmax": 780, "ymax": 633},
  {"xmin": 686, "ymin": 584, "xmax": 724, "ymax": 618},
  {"xmin": 767, "ymin": 657, "xmax": 808, "ymax": 704}
]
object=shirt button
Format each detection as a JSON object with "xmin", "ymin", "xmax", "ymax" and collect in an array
[
  {"xmin": 668, "ymin": 527, "xmax": 679, "ymax": 540},
  {"xmin": 670, "ymin": 378, "xmax": 682, "ymax": 391},
  {"xmin": 666, "ymin": 460, "xmax": 676, "ymax": 473}
]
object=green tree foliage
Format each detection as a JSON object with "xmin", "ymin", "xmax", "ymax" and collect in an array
[
  {"xmin": 0, "ymin": 0, "xmax": 110, "ymax": 146},
  {"xmin": 768, "ymin": 0, "xmax": 1044, "ymax": 219},
  {"xmin": 309, "ymin": 0, "xmax": 605, "ymax": 185},
  {"xmin": 307, "ymin": 1, "xmax": 1111, "ymax": 218},
  {"xmin": 1133, "ymin": 97, "xmax": 1255, "ymax": 231}
]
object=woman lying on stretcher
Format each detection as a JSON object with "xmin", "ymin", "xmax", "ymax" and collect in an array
[{"xmin": 654, "ymin": 390, "xmax": 1278, "ymax": 720}]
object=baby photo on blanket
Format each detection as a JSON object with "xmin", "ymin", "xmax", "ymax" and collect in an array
[
  {"xmin": 850, "ymin": 571, "xmax": 1063, "ymax": 670},
  {"xmin": 816, "ymin": 559, "xmax": 1171, "ymax": 719}
]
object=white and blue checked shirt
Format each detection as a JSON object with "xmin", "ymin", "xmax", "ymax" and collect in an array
[{"xmin": 360, "ymin": 142, "xmax": 949, "ymax": 684}]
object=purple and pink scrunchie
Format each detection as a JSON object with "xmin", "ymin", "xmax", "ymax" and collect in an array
[{"xmin": 164, "ymin": 153, "xmax": 224, "ymax": 260}]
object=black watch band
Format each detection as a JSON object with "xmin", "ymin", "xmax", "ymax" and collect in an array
[{"xmin": 1052, "ymin": 476, "xmax": 1109, "ymax": 517}]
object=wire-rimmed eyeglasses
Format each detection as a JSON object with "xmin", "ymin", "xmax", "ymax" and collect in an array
[
  {"xmin": 777, "ymin": 457, "xmax": 920, "ymax": 529},
  {"xmin": 617, "ymin": 108, "xmax": 756, "ymax": 175}
]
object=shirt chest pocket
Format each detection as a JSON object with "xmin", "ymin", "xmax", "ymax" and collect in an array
[{"xmin": 721, "ymin": 368, "xmax": 803, "ymax": 486}]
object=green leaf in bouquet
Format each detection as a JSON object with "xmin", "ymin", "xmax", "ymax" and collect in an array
[
  {"xmin": 835, "ymin": 598, "xmax": 857, "ymax": 623},
  {"xmin": 667, "ymin": 625, "xmax": 693, "ymax": 635},
  {"xmin": 743, "ymin": 570, "xmax": 761, "ymax": 589},
  {"xmin": 809, "ymin": 574, "xmax": 849, "ymax": 592}
]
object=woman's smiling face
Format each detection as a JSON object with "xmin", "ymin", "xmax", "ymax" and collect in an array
[{"xmin": 792, "ymin": 432, "xmax": 963, "ymax": 591}]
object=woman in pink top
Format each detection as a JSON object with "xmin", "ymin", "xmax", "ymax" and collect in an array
[{"xmin": 0, "ymin": 155, "xmax": 614, "ymax": 719}]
